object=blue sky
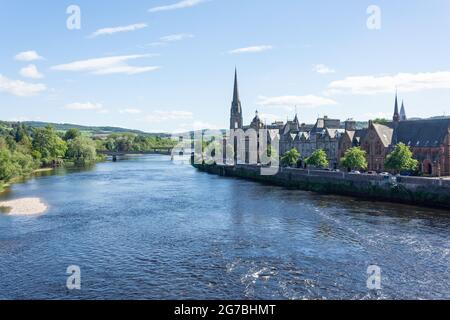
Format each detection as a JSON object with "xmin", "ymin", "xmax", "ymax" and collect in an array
[{"xmin": 1, "ymin": 0, "xmax": 450, "ymax": 132}]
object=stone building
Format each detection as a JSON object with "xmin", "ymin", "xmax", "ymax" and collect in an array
[
  {"xmin": 279, "ymin": 116, "xmax": 345, "ymax": 168},
  {"xmin": 229, "ymin": 69, "xmax": 345, "ymax": 168},
  {"xmin": 339, "ymin": 94, "xmax": 450, "ymax": 176},
  {"xmin": 228, "ymin": 70, "xmax": 450, "ymax": 176}
]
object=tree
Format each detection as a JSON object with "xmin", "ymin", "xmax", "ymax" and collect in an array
[
  {"xmin": 305, "ymin": 149, "xmax": 329, "ymax": 168},
  {"xmin": 0, "ymin": 148, "xmax": 19, "ymax": 183},
  {"xmin": 64, "ymin": 128, "xmax": 81, "ymax": 141},
  {"xmin": 0, "ymin": 137, "xmax": 36, "ymax": 186},
  {"xmin": 32, "ymin": 125, "xmax": 67, "ymax": 165},
  {"xmin": 66, "ymin": 136, "xmax": 97, "ymax": 164},
  {"xmin": 384, "ymin": 143, "xmax": 418, "ymax": 173},
  {"xmin": 341, "ymin": 147, "xmax": 368, "ymax": 171},
  {"xmin": 281, "ymin": 148, "xmax": 300, "ymax": 167},
  {"xmin": 373, "ymin": 118, "xmax": 389, "ymax": 125}
]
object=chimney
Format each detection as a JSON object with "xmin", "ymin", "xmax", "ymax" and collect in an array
[{"xmin": 345, "ymin": 119, "xmax": 356, "ymax": 131}]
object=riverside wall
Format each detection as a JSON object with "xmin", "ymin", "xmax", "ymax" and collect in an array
[{"xmin": 193, "ymin": 163, "xmax": 450, "ymax": 209}]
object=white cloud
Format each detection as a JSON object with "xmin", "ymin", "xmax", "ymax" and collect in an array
[
  {"xmin": 19, "ymin": 64, "xmax": 44, "ymax": 79},
  {"xmin": 313, "ymin": 64, "xmax": 335, "ymax": 75},
  {"xmin": 65, "ymin": 102, "xmax": 104, "ymax": 110},
  {"xmin": 160, "ymin": 33, "xmax": 194, "ymax": 42},
  {"xmin": 229, "ymin": 45, "xmax": 273, "ymax": 54},
  {"xmin": 258, "ymin": 113, "xmax": 284, "ymax": 124},
  {"xmin": 149, "ymin": 0, "xmax": 207, "ymax": 12},
  {"xmin": 14, "ymin": 50, "xmax": 44, "ymax": 62},
  {"xmin": 143, "ymin": 110, "xmax": 193, "ymax": 123},
  {"xmin": 51, "ymin": 54, "xmax": 160, "ymax": 76},
  {"xmin": 143, "ymin": 42, "xmax": 167, "ymax": 47},
  {"xmin": 119, "ymin": 108, "xmax": 142, "ymax": 114},
  {"xmin": 89, "ymin": 23, "xmax": 148, "ymax": 38},
  {"xmin": 257, "ymin": 95, "xmax": 338, "ymax": 109},
  {"xmin": 94, "ymin": 66, "xmax": 160, "ymax": 75},
  {"xmin": 0, "ymin": 74, "xmax": 46, "ymax": 97},
  {"xmin": 328, "ymin": 71, "xmax": 450, "ymax": 95}
]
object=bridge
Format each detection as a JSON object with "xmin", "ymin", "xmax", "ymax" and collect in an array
[{"xmin": 99, "ymin": 149, "xmax": 174, "ymax": 161}]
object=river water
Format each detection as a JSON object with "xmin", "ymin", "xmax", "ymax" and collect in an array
[{"xmin": 0, "ymin": 155, "xmax": 449, "ymax": 300}]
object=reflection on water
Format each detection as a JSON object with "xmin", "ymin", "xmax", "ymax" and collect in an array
[
  {"xmin": 0, "ymin": 206, "xmax": 12, "ymax": 214},
  {"xmin": 0, "ymin": 155, "xmax": 449, "ymax": 300}
]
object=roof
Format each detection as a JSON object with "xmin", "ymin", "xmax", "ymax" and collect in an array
[
  {"xmin": 373, "ymin": 123, "xmax": 394, "ymax": 147},
  {"xmin": 396, "ymin": 119, "xmax": 450, "ymax": 147},
  {"xmin": 325, "ymin": 128, "xmax": 345, "ymax": 139}
]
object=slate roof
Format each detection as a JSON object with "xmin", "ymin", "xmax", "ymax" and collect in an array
[
  {"xmin": 373, "ymin": 123, "xmax": 394, "ymax": 147},
  {"xmin": 325, "ymin": 128, "xmax": 345, "ymax": 139},
  {"xmin": 395, "ymin": 119, "xmax": 450, "ymax": 147}
]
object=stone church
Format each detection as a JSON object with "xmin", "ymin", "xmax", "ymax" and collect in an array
[{"xmin": 340, "ymin": 94, "xmax": 450, "ymax": 176}]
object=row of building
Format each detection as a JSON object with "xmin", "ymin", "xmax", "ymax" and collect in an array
[{"xmin": 229, "ymin": 69, "xmax": 450, "ymax": 177}]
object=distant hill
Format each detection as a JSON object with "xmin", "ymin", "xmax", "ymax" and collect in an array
[{"xmin": 8, "ymin": 121, "xmax": 171, "ymax": 137}]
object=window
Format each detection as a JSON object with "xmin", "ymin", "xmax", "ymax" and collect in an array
[{"xmin": 376, "ymin": 143, "xmax": 382, "ymax": 155}]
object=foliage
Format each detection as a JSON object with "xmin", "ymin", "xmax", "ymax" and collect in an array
[
  {"xmin": 66, "ymin": 136, "xmax": 97, "ymax": 164},
  {"xmin": 0, "ymin": 137, "xmax": 37, "ymax": 188},
  {"xmin": 373, "ymin": 118, "xmax": 389, "ymax": 125},
  {"xmin": 32, "ymin": 125, "xmax": 68, "ymax": 166},
  {"xmin": 341, "ymin": 147, "xmax": 368, "ymax": 171},
  {"xmin": 305, "ymin": 149, "xmax": 329, "ymax": 168},
  {"xmin": 281, "ymin": 148, "xmax": 300, "ymax": 167},
  {"xmin": 98, "ymin": 133, "xmax": 177, "ymax": 153},
  {"xmin": 64, "ymin": 128, "xmax": 81, "ymax": 141},
  {"xmin": 384, "ymin": 143, "xmax": 419, "ymax": 173}
]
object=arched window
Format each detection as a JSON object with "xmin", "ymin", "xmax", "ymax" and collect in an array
[{"xmin": 376, "ymin": 142, "xmax": 382, "ymax": 155}]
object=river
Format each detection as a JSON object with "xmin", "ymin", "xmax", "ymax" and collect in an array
[{"xmin": 0, "ymin": 155, "xmax": 449, "ymax": 300}]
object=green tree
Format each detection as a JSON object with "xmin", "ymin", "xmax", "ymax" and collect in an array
[
  {"xmin": 0, "ymin": 137, "xmax": 36, "ymax": 188},
  {"xmin": 384, "ymin": 143, "xmax": 418, "ymax": 173},
  {"xmin": 305, "ymin": 149, "xmax": 329, "ymax": 168},
  {"xmin": 64, "ymin": 128, "xmax": 81, "ymax": 141},
  {"xmin": 32, "ymin": 125, "xmax": 67, "ymax": 166},
  {"xmin": 0, "ymin": 148, "xmax": 19, "ymax": 183},
  {"xmin": 373, "ymin": 118, "xmax": 389, "ymax": 125},
  {"xmin": 66, "ymin": 136, "xmax": 97, "ymax": 164},
  {"xmin": 281, "ymin": 148, "xmax": 300, "ymax": 167},
  {"xmin": 341, "ymin": 147, "xmax": 368, "ymax": 171}
]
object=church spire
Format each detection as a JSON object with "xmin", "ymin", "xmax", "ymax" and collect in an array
[
  {"xmin": 230, "ymin": 68, "xmax": 243, "ymax": 129},
  {"xmin": 400, "ymin": 100, "xmax": 407, "ymax": 121},
  {"xmin": 393, "ymin": 91, "xmax": 400, "ymax": 122},
  {"xmin": 232, "ymin": 68, "xmax": 240, "ymax": 107}
]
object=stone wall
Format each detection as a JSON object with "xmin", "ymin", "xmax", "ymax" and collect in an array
[{"xmin": 193, "ymin": 163, "xmax": 450, "ymax": 209}]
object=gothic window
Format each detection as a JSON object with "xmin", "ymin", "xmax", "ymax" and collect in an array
[{"xmin": 376, "ymin": 142, "xmax": 382, "ymax": 155}]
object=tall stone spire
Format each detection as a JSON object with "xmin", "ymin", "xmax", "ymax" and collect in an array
[
  {"xmin": 393, "ymin": 92, "xmax": 400, "ymax": 122},
  {"xmin": 232, "ymin": 68, "xmax": 240, "ymax": 108},
  {"xmin": 400, "ymin": 100, "xmax": 407, "ymax": 121},
  {"xmin": 230, "ymin": 68, "xmax": 243, "ymax": 129}
]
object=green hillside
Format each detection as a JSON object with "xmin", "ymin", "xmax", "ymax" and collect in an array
[{"xmin": 18, "ymin": 121, "xmax": 170, "ymax": 137}]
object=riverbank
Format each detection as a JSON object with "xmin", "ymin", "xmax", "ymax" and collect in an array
[
  {"xmin": 0, "ymin": 197, "xmax": 47, "ymax": 216},
  {"xmin": 0, "ymin": 168, "xmax": 54, "ymax": 194},
  {"xmin": 193, "ymin": 163, "xmax": 450, "ymax": 210}
]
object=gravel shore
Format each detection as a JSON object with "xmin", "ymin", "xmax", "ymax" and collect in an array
[{"xmin": 0, "ymin": 198, "xmax": 47, "ymax": 216}]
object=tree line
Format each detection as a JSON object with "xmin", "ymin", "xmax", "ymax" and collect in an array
[{"xmin": 281, "ymin": 143, "xmax": 418, "ymax": 174}]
